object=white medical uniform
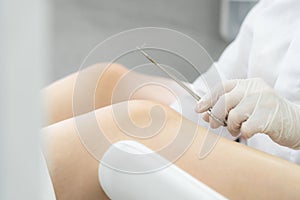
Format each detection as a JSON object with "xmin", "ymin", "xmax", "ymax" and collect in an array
[{"xmin": 174, "ymin": 0, "xmax": 300, "ymax": 164}]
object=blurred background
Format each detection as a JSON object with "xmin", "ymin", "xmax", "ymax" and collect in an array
[
  {"xmin": 51, "ymin": 0, "xmax": 224, "ymax": 83},
  {"xmin": 50, "ymin": 0, "xmax": 256, "ymax": 84}
]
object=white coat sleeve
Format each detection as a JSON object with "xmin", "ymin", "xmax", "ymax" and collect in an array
[
  {"xmin": 193, "ymin": 1, "xmax": 264, "ymax": 95},
  {"xmin": 173, "ymin": 2, "xmax": 264, "ymax": 140},
  {"xmin": 170, "ymin": 2, "xmax": 260, "ymax": 128}
]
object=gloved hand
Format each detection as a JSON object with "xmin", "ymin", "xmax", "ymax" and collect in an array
[{"xmin": 195, "ymin": 78, "xmax": 300, "ymax": 150}]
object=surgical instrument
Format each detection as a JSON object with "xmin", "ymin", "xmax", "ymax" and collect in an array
[{"xmin": 137, "ymin": 48, "xmax": 227, "ymax": 127}]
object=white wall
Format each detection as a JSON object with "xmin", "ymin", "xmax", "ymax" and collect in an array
[{"xmin": 50, "ymin": 0, "xmax": 229, "ymax": 83}]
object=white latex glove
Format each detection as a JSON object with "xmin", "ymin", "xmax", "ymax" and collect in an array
[{"xmin": 195, "ymin": 78, "xmax": 300, "ymax": 150}]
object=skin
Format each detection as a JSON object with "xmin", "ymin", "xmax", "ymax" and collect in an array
[
  {"xmin": 44, "ymin": 63, "xmax": 184, "ymax": 125},
  {"xmin": 42, "ymin": 63, "xmax": 300, "ymax": 200}
]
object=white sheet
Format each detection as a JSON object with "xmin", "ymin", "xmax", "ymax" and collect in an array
[{"xmin": 99, "ymin": 140, "xmax": 227, "ymax": 200}]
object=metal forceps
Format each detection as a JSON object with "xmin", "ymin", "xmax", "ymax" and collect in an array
[{"xmin": 137, "ymin": 48, "xmax": 227, "ymax": 127}]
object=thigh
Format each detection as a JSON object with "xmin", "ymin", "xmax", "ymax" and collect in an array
[
  {"xmin": 42, "ymin": 100, "xmax": 300, "ymax": 200},
  {"xmin": 44, "ymin": 63, "xmax": 130, "ymax": 125},
  {"xmin": 44, "ymin": 63, "xmax": 179, "ymax": 125}
]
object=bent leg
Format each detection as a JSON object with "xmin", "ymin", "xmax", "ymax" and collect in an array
[
  {"xmin": 42, "ymin": 100, "xmax": 300, "ymax": 200},
  {"xmin": 44, "ymin": 63, "xmax": 185, "ymax": 125}
]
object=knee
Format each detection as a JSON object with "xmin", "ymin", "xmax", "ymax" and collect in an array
[
  {"xmin": 106, "ymin": 63, "xmax": 129, "ymax": 75},
  {"xmin": 92, "ymin": 62, "xmax": 129, "ymax": 78},
  {"xmin": 95, "ymin": 100, "xmax": 181, "ymax": 132},
  {"xmin": 82, "ymin": 62, "xmax": 129, "ymax": 83},
  {"xmin": 88, "ymin": 63, "xmax": 129, "ymax": 107}
]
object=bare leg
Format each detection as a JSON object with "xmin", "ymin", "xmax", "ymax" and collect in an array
[
  {"xmin": 42, "ymin": 100, "xmax": 300, "ymax": 200},
  {"xmin": 42, "ymin": 63, "xmax": 188, "ymax": 199},
  {"xmin": 44, "ymin": 63, "xmax": 185, "ymax": 125}
]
